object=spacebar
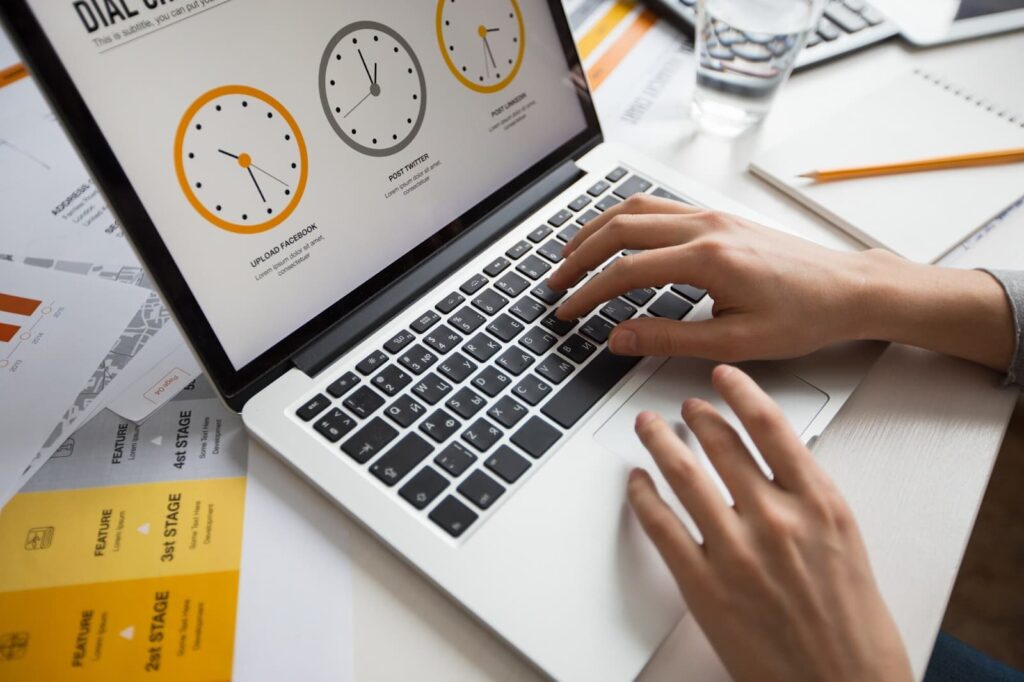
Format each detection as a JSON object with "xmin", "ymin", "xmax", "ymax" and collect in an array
[{"xmin": 541, "ymin": 350, "xmax": 642, "ymax": 428}]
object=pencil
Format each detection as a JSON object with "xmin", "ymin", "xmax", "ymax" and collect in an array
[{"xmin": 798, "ymin": 147, "xmax": 1024, "ymax": 182}]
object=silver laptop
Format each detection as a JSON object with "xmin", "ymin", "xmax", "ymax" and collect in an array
[{"xmin": 3, "ymin": 0, "xmax": 873, "ymax": 677}]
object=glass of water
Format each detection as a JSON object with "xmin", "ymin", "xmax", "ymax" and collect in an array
[{"xmin": 692, "ymin": 0, "xmax": 825, "ymax": 136}]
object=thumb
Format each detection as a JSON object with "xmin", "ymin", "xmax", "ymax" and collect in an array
[{"xmin": 609, "ymin": 317, "xmax": 747, "ymax": 360}]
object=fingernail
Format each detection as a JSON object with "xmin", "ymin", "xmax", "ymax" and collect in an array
[
  {"xmin": 635, "ymin": 411, "xmax": 656, "ymax": 429},
  {"xmin": 682, "ymin": 398, "xmax": 700, "ymax": 416},
  {"xmin": 628, "ymin": 468, "xmax": 644, "ymax": 483},
  {"xmin": 715, "ymin": 364, "xmax": 735, "ymax": 378},
  {"xmin": 611, "ymin": 329, "xmax": 636, "ymax": 354}
]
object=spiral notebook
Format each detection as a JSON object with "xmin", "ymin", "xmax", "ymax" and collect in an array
[{"xmin": 750, "ymin": 68, "xmax": 1024, "ymax": 263}]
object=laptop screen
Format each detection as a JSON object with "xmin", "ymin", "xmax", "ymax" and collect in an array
[{"xmin": 23, "ymin": 0, "xmax": 589, "ymax": 369}]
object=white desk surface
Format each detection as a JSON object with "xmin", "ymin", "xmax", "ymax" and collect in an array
[{"xmin": 248, "ymin": 31, "xmax": 1024, "ymax": 681}]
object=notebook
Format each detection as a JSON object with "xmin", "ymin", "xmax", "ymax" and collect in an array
[{"xmin": 750, "ymin": 68, "xmax": 1024, "ymax": 263}]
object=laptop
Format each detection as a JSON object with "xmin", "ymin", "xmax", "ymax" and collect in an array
[{"xmin": 1, "ymin": 0, "xmax": 875, "ymax": 677}]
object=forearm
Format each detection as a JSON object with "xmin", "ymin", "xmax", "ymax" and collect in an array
[{"xmin": 850, "ymin": 251, "xmax": 1015, "ymax": 373}]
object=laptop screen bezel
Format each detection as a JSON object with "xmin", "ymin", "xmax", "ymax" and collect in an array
[{"xmin": 0, "ymin": 0, "xmax": 601, "ymax": 409}]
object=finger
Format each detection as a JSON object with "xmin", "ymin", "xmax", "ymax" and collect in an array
[
  {"xmin": 556, "ymin": 244, "xmax": 708, "ymax": 320},
  {"xmin": 711, "ymin": 365, "xmax": 820, "ymax": 492},
  {"xmin": 681, "ymin": 398, "xmax": 768, "ymax": 509},
  {"xmin": 634, "ymin": 411, "xmax": 738, "ymax": 543},
  {"xmin": 563, "ymin": 194, "xmax": 702, "ymax": 257},
  {"xmin": 548, "ymin": 213, "xmax": 710, "ymax": 292},
  {"xmin": 627, "ymin": 468, "xmax": 708, "ymax": 588},
  {"xmin": 609, "ymin": 316, "xmax": 752, "ymax": 361}
]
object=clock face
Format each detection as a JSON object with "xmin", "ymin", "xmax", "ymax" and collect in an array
[
  {"xmin": 437, "ymin": 0, "xmax": 525, "ymax": 93},
  {"xmin": 174, "ymin": 85, "xmax": 307, "ymax": 234},
  {"xmin": 319, "ymin": 22, "xmax": 427, "ymax": 157}
]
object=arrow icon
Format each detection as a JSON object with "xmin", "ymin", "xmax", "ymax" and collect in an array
[
  {"xmin": 120, "ymin": 626, "xmax": 135, "ymax": 640},
  {"xmin": 136, "ymin": 522, "xmax": 150, "ymax": 535},
  {"xmin": 151, "ymin": 436, "xmax": 162, "ymax": 446}
]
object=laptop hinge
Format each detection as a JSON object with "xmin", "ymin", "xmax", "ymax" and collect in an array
[{"xmin": 292, "ymin": 158, "xmax": 586, "ymax": 377}]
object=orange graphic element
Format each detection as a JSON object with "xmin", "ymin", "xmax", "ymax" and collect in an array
[
  {"xmin": 577, "ymin": 0, "xmax": 635, "ymax": 61},
  {"xmin": 0, "ymin": 322, "xmax": 19, "ymax": 342},
  {"xmin": 0, "ymin": 63, "xmax": 28, "ymax": 90},
  {"xmin": 586, "ymin": 9, "xmax": 658, "ymax": 91},
  {"xmin": 0, "ymin": 292, "xmax": 42, "ymax": 317},
  {"xmin": 174, "ymin": 85, "xmax": 308, "ymax": 235},
  {"xmin": 237, "ymin": 152, "xmax": 252, "ymax": 168}
]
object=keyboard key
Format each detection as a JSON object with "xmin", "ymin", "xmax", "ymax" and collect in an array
[
  {"xmin": 471, "ymin": 366, "xmax": 511, "ymax": 397},
  {"xmin": 342, "ymin": 417, "xmax": 398, "ymax": 463},
  {"xmin": 458, "ymin": 470, "xmax": 505, "ymax": 510},
  {"xmin": 648, "ymin": 292, "xmax": 694, "ymax": 320},
  {"xmin": 439, "ymin": 352, "xmax": 477, "ymax": 383},
  {"xmin": 557, "ymin": 334, "xmax": 598, "ymax": 364},
  {"xmin": 580, "ymin": 316, "xmax": 614, "ymax": 344},
  {"xmin": 472, "ymin": 288, "xmax": 509, "ymax": 316},
  {"xmin": 372, "ymin": 364, "xmax": 413, "ymax": 396},
  {"xmin": 430, "ymin": 495, "xmax": 478, "ymax": 537},
  {"xmin": 435, "ymin": 292, "xmax": 466, "ymax": 314},
  {"xmin": 483, "ymin": 256, "xmax": 511, "ymax": 277},
  {"xmin": 536, "ymin": 355, "xmax": 574, "ymax": 384},
  {"xmin": 485, "ymin": 313, "xmax": 525, "ymax": 342},
  {"xmin": 537, "ymin": 239, "xmax": 565, "ymax": 264},
  {"xmin": 356, "ymin": 351, "xmax": 388, "ymax": 376},
  {"xmin": 446, "ymin": 386, "xmax": 487, "ymax": 419},
  {"xmin": 344, "ymin": 385, "xmax": 386, "ymax": 418},
  {"xmin": 371, "ymin": 433, "xmax": 434, "ymax": 486},
  {"xmin": 606, "ymin": 166, "xmax": 628, "ymax": 182},
  {"xmin": 651, "ymin": 187, "xmax": 686, "ymax": 203},
  {"xmin": 410, "ymin": 310, "xmax": 441, "ymax": 334},
  {"xmin": 518, "ymin": 327, "xmax": 557, "ymax": 355},
  {"xmin": 624, "ymin": 287, "xmax": 657, "ymax": 306},
  {"xmin": 510, "ymin": 296, "xmax": 545, "ymax": 323},
  {"xmin": 530, "ymin": 281, "xmax": 564, "ymax": 305},
  {"xmin": 411, "ymin": 372, "xmax": 452, "ymax": 405},
  {"xmin": 576, "ymin": 208, "xmax": 600, "ymax": 225},
  {"xmin": 461, "ymin": 418, "xmax": 503, "ymax": 452},
  {"xmin": 541, "ymin": 349, "xmax": 641, "ymax": 428},
  {"xmin": 423, "ymin": 324, "xmax": 463, "ymax": 355},
  {"xmin": 460, "ymin": 273, "xmax": 489, "ymax": 295},
  {"xmin": 595, "ymin": 195, "xmax": 621, "ymax": 212},
  {"xmin": 542, "ymin": 314, "xmax": 577, "ymax": 337},
  {"xmin": 464, "ymin": 332, "xmax": 502, "ymax": 362},
  {"xmin": 398, "ymin": 344, "xmax": 438, "ymax": 374},
  {"xmin": 487, "ymin": 395, "xmax": 529, "ymax": 429},
  {"xmin": 313, "ymin": 408, "xmax": 356, "ymax": 443},
  {"xmin": 326, "ymin": 371, "xmax": 360, "ymax": 399},
  {"xmin": 296, "ymin": 393, "xmax": 330, "ymax": 421},
  {"xmin": 568, "ymin": 194, "xmax": 591, "ymax": 211},
  {"xmin": 512, "ymin": 374, "xmax": 552, "ymax": 406},
  {"xmin": 434, "ymin": 442, "xmax": 477, "ymax": 477},
  {"xmin": 384, "ymin": 329, "xmax": 416, "ymax": 354},
  {"xmin": 511, "ymin": 417, "xmax": 561, "ymax": 458},
  {"xmin": 399, "ymin": 466, "xmax": 449, "ymax": 510},
  {"xmin": 515, "ymin": 254, "xmax": 551, "ymax": 281},
  {"xmin": 600, "ymin": 298, "xmax": 637, "ymax": 323},
  {"xmin": 613, "ymin": 175, "xmax": 653, "ymax": 199},
  {"xmin": 505, "ymin": 240, "xmax": 532, "ymax": 260},
  {"xmin": 494, "ymin": 272, "xmax": 530, "ymax": 297},
  {"xmin": 496, "ymin": 347, "xmax": 535, "ymax": 376},
  {"xmin": 548, "ymin": 209, "xmax": 573, "ymax": 227},
  {"xmin": 587, "ymin": 179, "xmax": 611, "ymax": 196},
  {"xmin": 671, "ymin": 283, "xmax": 707, "ymax": 302},
  {"xmin": 486, "ymin": 445, "xmax": 532, "ymax": 483},
  {"xmin": 384, "ymin": 394, "xmax": 426, "ymax": 427},
  {"xmin": 556, "ymin": 223, "xmax": 581, "ymax": 242},
  {"xmin": 817, "ymin": 17, "xmax": 841, "ymax": 40},
  {"xmin": 527, "ymin": 225, "xmax": 553, "ymax": 242},
  {"xmin": 825, "ymin": 3, "xmax": 867, "ymax": 31},
  {"xmin": 449, "ymin": 306, "xmax": 486, "ymax": 334},
  {"xmin": 419, "ymin": 408, "xmax": 461, "ymax": 443}
]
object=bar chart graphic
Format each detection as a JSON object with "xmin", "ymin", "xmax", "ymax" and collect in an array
[{"xmin": 0, "ymin": 292, "xmax": 45, "ymax": 346}]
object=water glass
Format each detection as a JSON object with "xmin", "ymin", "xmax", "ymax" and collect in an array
[{"xmin": 692, "ymin": 0, "xmax": 825, "ymax": 135}]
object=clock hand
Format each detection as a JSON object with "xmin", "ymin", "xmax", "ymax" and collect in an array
[
  {"xmin": 373, "ymin": 62, "xmax": 377, "ymax": 85},
  {"xmin": 218, "ymin": 148, "xmax": 239, "ymax": 159},
  {"xmin": 483, "ymin": 35, "xmax": 498, "ymax": 69},
  {"xmin": 358, "ymin": 48, "xmax": 374, "ymax": 85},
  {"xmin": 250, "ymin": 162, "xmax": 290, "ymax": 187},
  {"xmin": 486, "ymin": 27, "xmax": 501, "ymax": 32},
  {"xmin": 343, "ymin": 91, "xmax": 373, "ymax": 118},
  {"xmin": 482, "ymin": 39, "xmax": 490, "ymax": 79},
  {"xmin": 247, "ymin": 167, "xmax": 266, "ymax": 203}
]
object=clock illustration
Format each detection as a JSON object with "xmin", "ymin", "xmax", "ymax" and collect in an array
[
  {"xmin": 437, "ymin": 0, "xmax": 525, "ymax": 93},
  {"xmin": 174, "ymin": 85, "xmax": 308, "ymax": 234},
  {"xmin": 319, "ymin": 21, "xmax": 427, "ymax": 157}
]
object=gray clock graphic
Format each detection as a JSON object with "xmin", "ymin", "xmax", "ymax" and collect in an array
[{"xmin": 319, "ymin": 21, "xmax": 427, "ymax": 157}]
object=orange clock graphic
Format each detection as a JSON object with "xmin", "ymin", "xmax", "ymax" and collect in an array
[
  {"xmin": 174, "ymin": 85, "xmax": 308, "ymax": 234},
  {"xmin": 437, "ymin": 0, "xmax": 525, "ymax": 93}
]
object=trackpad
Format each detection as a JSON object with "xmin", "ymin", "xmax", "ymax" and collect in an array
[{"xmin": 595, "ymin": 358, "xmax": 828, "ymax": 534}]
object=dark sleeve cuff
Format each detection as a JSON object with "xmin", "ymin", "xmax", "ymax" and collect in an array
[{"xmin": 980, "ymin": 269, "xmax": 1024, "ymax": 388}]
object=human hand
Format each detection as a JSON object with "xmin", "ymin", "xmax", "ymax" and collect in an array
[
  {"xmin": 547, "ymin": 196, "xmax": 877, "ymax": 362},
  {"xmin": 627, "ymin": 364, "xmax": 913, "ymax": 682}
]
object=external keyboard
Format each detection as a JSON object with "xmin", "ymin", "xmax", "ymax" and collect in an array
[{"xmin": 292, "ymin": 167, "xmax": 708, "ymax": 540}]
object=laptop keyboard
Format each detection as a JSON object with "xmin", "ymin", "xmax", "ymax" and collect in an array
[{"xmin": 292, "ymin": 167, "xmax": 708, "ymax": 540}]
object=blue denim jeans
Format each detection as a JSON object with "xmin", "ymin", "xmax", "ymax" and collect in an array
[{"xmin": 924, "ymin": 632, "xmax": 1024, "ymax": 682}]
